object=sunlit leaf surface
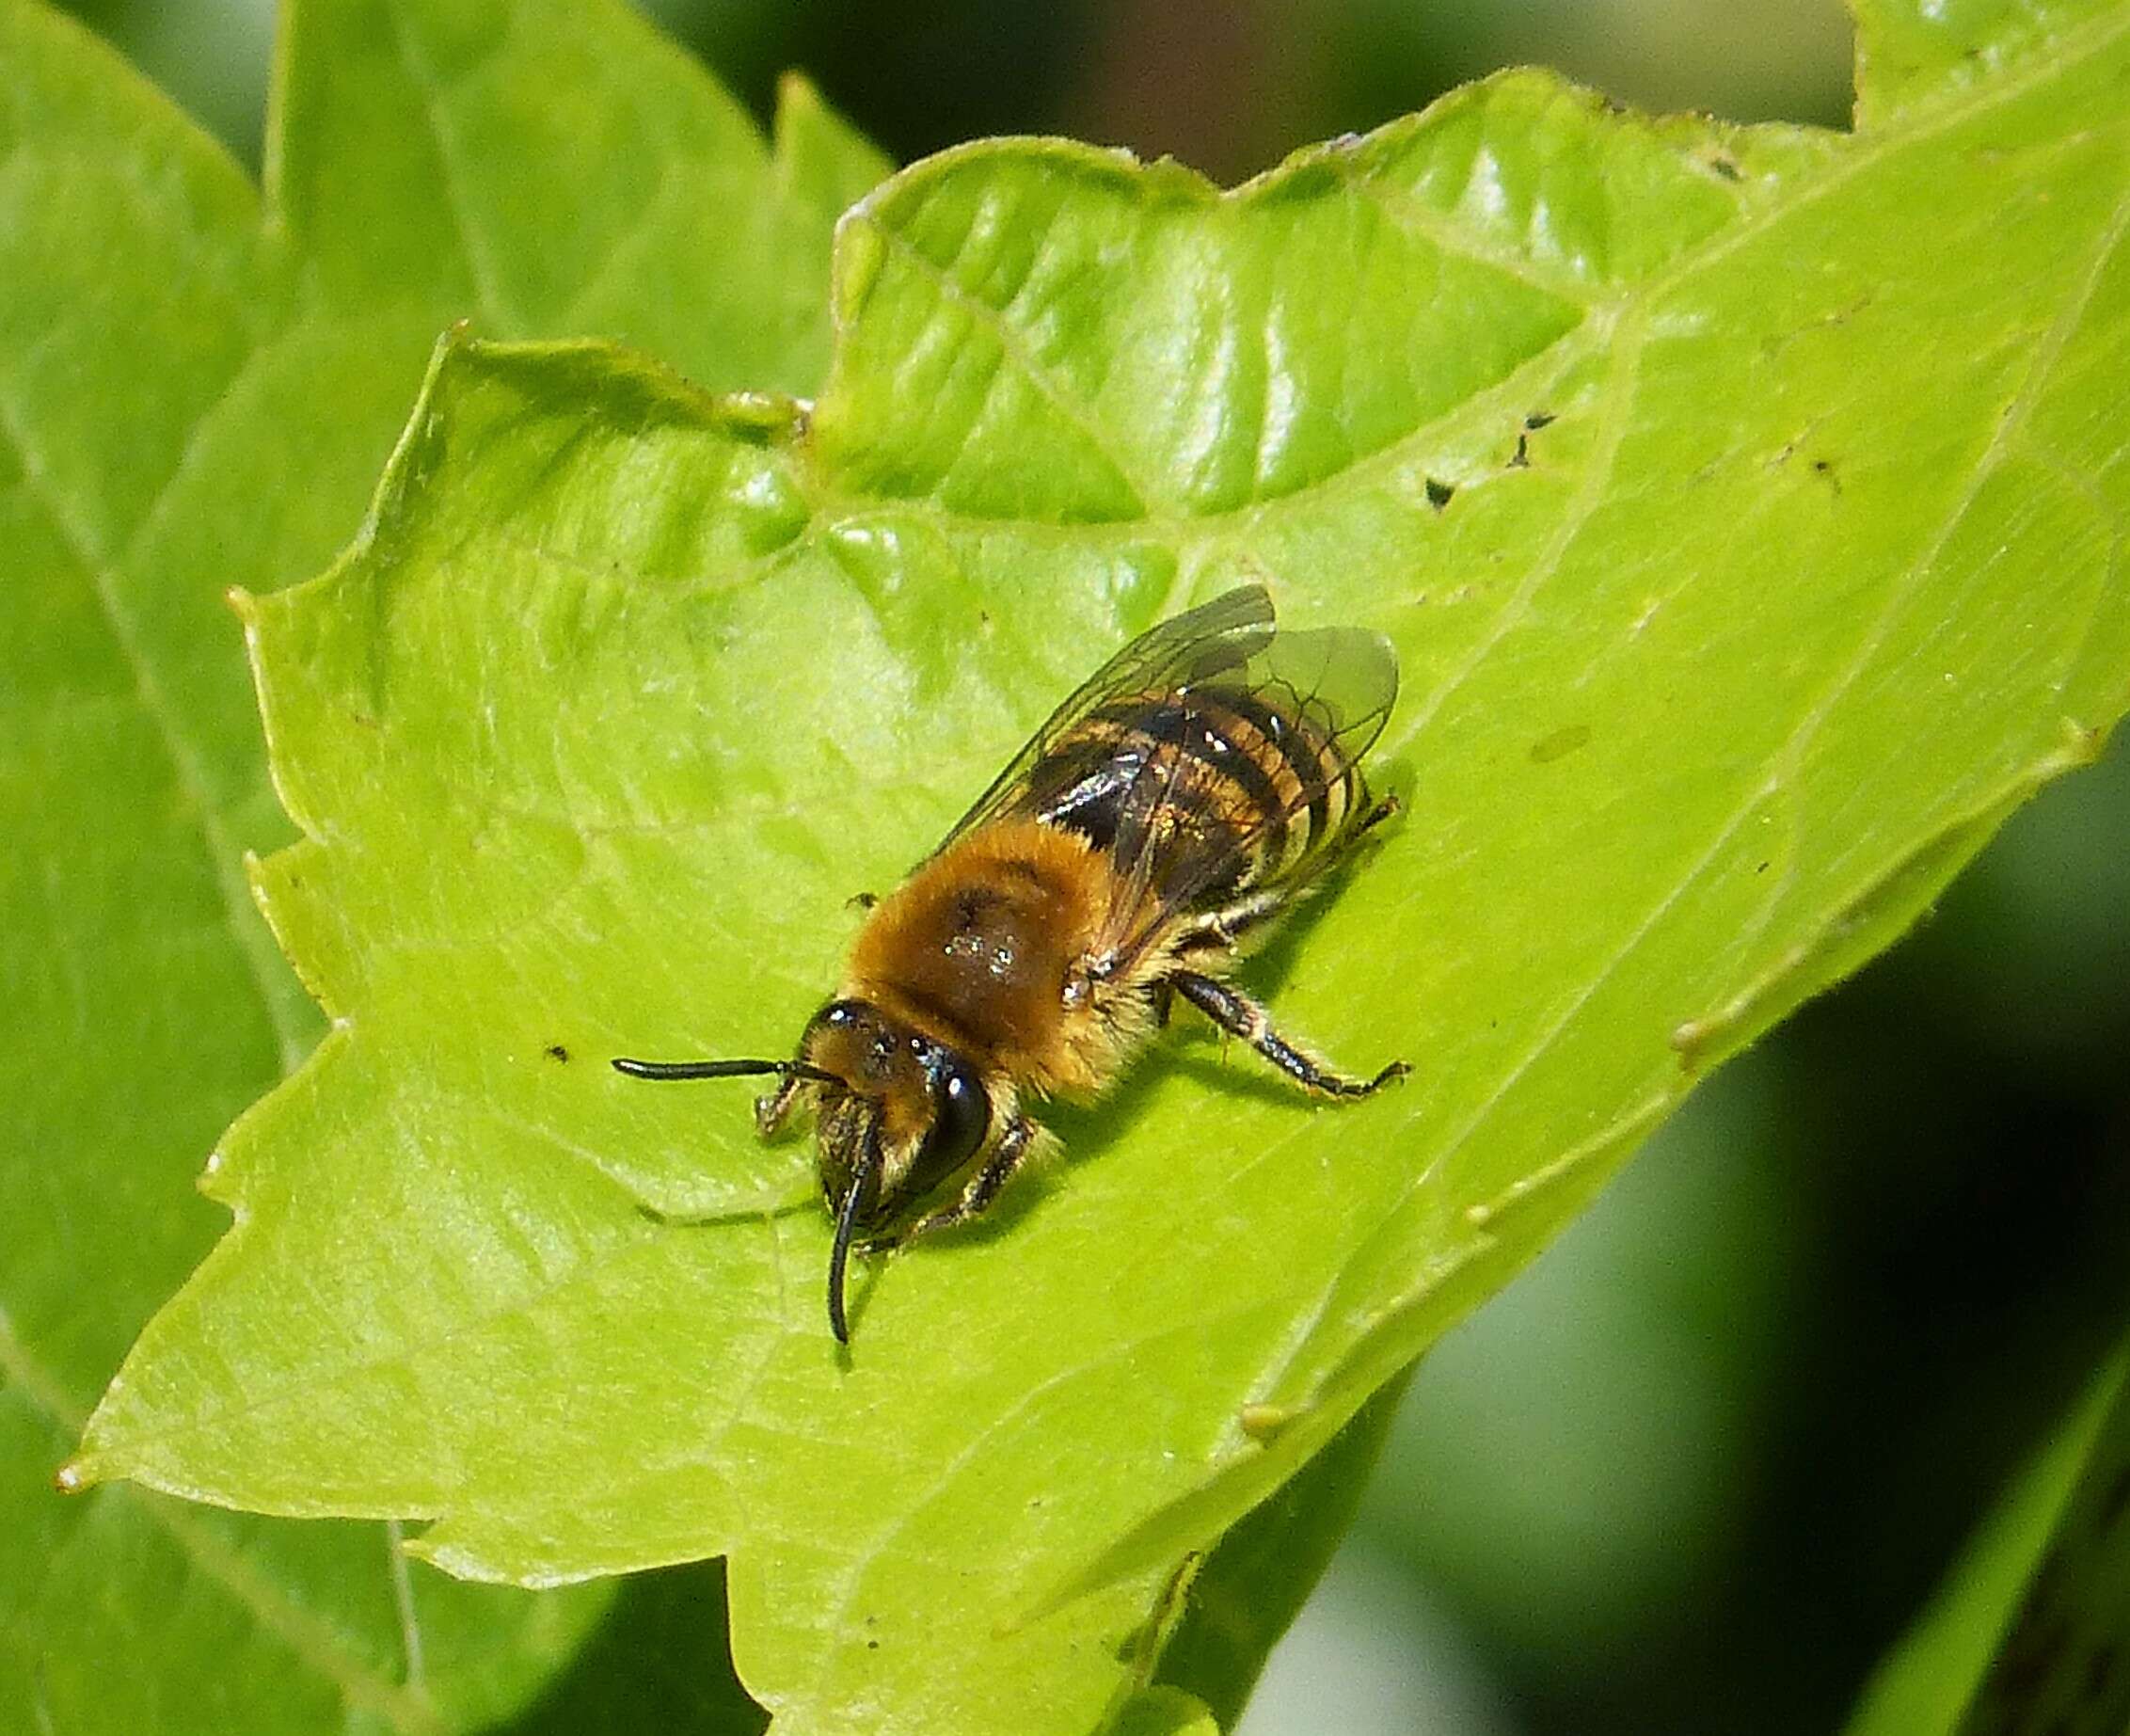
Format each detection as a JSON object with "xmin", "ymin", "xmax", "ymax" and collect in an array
[
  {"xmin": 0, "ymin": 0, "xmax": 881, "ymax": 1728},
  {"xmin": 42, "ymin": 0, "xmax": 2130, "ymax": 1731}
]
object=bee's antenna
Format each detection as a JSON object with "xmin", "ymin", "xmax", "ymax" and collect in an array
[
  {"xmin": 827, "ymin": 1127, "xmax": 883, "ymax": 1346},
  {"xmin": 611, "ymin": 1057, "xmax": 838, "ymax": 1085}
]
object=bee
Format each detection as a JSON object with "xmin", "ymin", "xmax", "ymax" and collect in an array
[{"xmin": 614, "ymin": 584, "xmax": 1407, "ymax": 1342}]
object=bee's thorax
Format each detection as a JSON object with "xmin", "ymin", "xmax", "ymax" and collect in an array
[{"xmin": 842, "ymin": 818, "xmax": 1110, "ymax": 1082}]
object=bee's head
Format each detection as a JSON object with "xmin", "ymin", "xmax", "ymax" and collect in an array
[{"xmin": 801, "ymin": 998, "xmax": 992, "ymax": 1341}]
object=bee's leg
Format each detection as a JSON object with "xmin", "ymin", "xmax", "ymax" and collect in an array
[
  {"xmin": 1175, "ymin": 888, "xmax": 1288, "ymax": 956},
  {"xmin": 1168, "ymin": 970, "xmax": 1407, "ymax": 1098},
  {"xmin": 1352, "ymin": 790, "xmax": 1401, "ymax": 837},
  {"xmin": 874, "ymin": 1113, "xmax": 1040, "ymax": 1250},
  {"xmin": 1174, "ymin": 799, "xmax": 1401, "ymax": 960},
  {"xmin": 1280, "ymin": 790, "xmax": 1402, "ymax": 884},
  {"xmin": 755, "ymin": 1075, "xmax": 807, "ymax": 1138}
]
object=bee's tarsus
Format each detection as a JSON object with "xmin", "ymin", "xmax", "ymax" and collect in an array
[
  {"xmin": 1168, "ymin": 969, "xmax": 1405, "ymax": 1101},
  {"xmin": 897, "ymin": 1114, "xmax": 1040, "ymax": 1244}
]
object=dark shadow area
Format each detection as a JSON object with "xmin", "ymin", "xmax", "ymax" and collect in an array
[
  {"xmin": 489, "ymin": 1560, "xmax": 766, "ymax": 1736},
  {"xmin": 58, "ymin": 1, "xmax": 1855, "ymax": 187},
  {"xmin": 1469, "ymin": 731, "xmax": 2130, "ymax": 1736}
]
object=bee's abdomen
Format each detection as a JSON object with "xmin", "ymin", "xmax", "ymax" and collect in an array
[{"xmin": 1029, "ymin": 688, "xmax": 1362, "ymax": 898}]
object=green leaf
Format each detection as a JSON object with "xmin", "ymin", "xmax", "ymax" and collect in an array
[
  {"xmin": 1957, "ymin": 1343, "xmax": 2130, "ymax": 1735},
  {"xmin": 0, "ymin": 0, "xmax": 882, "ymax": 1728},
  {"xmin": 1105, "ymin": 1688, "xmax": 1221, "ymax": 1736},
  {"xmin": 1150, "ymin": 1376, "xmax": 1413, "ymax": 1729},
  {"xmin": 1846, "ymin": 1343, "xmax": 2130, "ymax": 1736},
  {"xmin": 57, "ymin": 1, "xmax": 2130, "ymax": 1733}
]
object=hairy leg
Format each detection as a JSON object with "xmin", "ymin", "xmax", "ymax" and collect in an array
[
  {"xmin": 1169, "ymin": 969, "xmax": 1407, "ymax": 1098},
  {"xmin": 866, "ymin": 1113, "xmax": 1041, "ymax": 1250}
]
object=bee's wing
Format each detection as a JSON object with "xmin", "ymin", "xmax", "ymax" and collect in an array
[
  {"xmin": 934, "ymin": 584, "xmax": 1277, "ymax": 852},
  {"xmin": 1094, "ymin": 620, "xmax": 1399, "ymax": 972}
]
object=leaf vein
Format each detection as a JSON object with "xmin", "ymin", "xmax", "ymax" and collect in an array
[
  {"xmin": 1727, "ymin": 167, "xmax": 2130, "ymax": 967},
  {"xmin": 862, "ymin": 215, "xmax": 1168, "ymax": 515},
  {"xmin": 0, "ymin": 1306, "xmax": 439, "ymax": 1733},
  {"xmin": 0, "ymin": 389, "xmax": 308, "ymax": 1072},
  {"xmin": 379, "ymin": 2, "xmax": 515, "ymax": 329},
  {"xmin": 1268, "ymin": 130, "xmax": 2130, "ymax": 1407},
  {"xmin": 1635, "ymin": 2, "xmax": 2130, "ymax": 311},
  {"xmin": 1334, "ymin": 159, "xmax": 1604, "ymax": 305}
]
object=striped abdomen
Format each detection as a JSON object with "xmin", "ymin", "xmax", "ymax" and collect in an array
[{"xmin": 1022, "ymin": 686, "xmax": 1368, "ymax": 910}]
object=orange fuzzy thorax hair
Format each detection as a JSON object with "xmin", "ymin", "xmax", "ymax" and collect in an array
[{"xmin": 842, "ymin": 818, "xmax": 1134, "ymax": 1098}]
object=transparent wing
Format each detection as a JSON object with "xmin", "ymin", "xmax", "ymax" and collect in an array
[
  {"xmin": 934, "ymin": 584, "xmax": 1276, "ymax": 852},
  {"xmin": 1093, "ymin": 620, "xmax": 1399, "ymax": 971}
]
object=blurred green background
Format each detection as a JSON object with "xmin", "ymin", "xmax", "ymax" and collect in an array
[{"xmin": 52, "ymin": 1, "xmax": 2129, "ymax": 1729}]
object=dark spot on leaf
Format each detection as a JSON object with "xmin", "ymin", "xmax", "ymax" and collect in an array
[
  {"xmin": 1530, "ymin": 724, "xmax": 1591, "ymax": 765},
  {"xmin": 1988, "ymin": 1611, "xmax": 2070, "ymax": 1698},
  {"xmin": 545, "ymin": 1043, "xmax": 570, "ymax": 1062},
  {"xmin": 2099, "ymin": 1461, "xmax": 2130, "ymax": 1532},
  {"xmin": 848, "ymin": 890, "xmax": 879, "ymax": 912},
  {"xmin": 1509, "ymin": 432, "xmax": 1531, "ymax": 470},
  {"xmin": 1523, "ymin": 409, "xmax": 1556, "ymax": 431},
  {"xmin": 1423, "ymin": 477, "xmax": 1454, "ymax": 510},
  {"xmin": 1813, "ymin": 456, "xmax": 1842, "ymax": 495},
  {"xmin": 866, "ymin": 1639, "xmax": 880, "ymax": 1650},
  {"xmin": 1756, "ymin": 861, "xmax": 1771, "ymax": 874},
  {"xmin": 2028, "ymin": 1553, "xmax": 2063, "ymax": 1610},
  {"xmin": 1708, "ymin": 151, "xmax": 1742, "ymax": 181}
]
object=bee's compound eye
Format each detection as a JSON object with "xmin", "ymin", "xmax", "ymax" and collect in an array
[
  {"xmin": 908, "ymin": 1058, "xmax": 991, "ymax": 1197},
  {"xmin": 939, "ymin": 1066, "xmax": 984, "ymax": 1139}
]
